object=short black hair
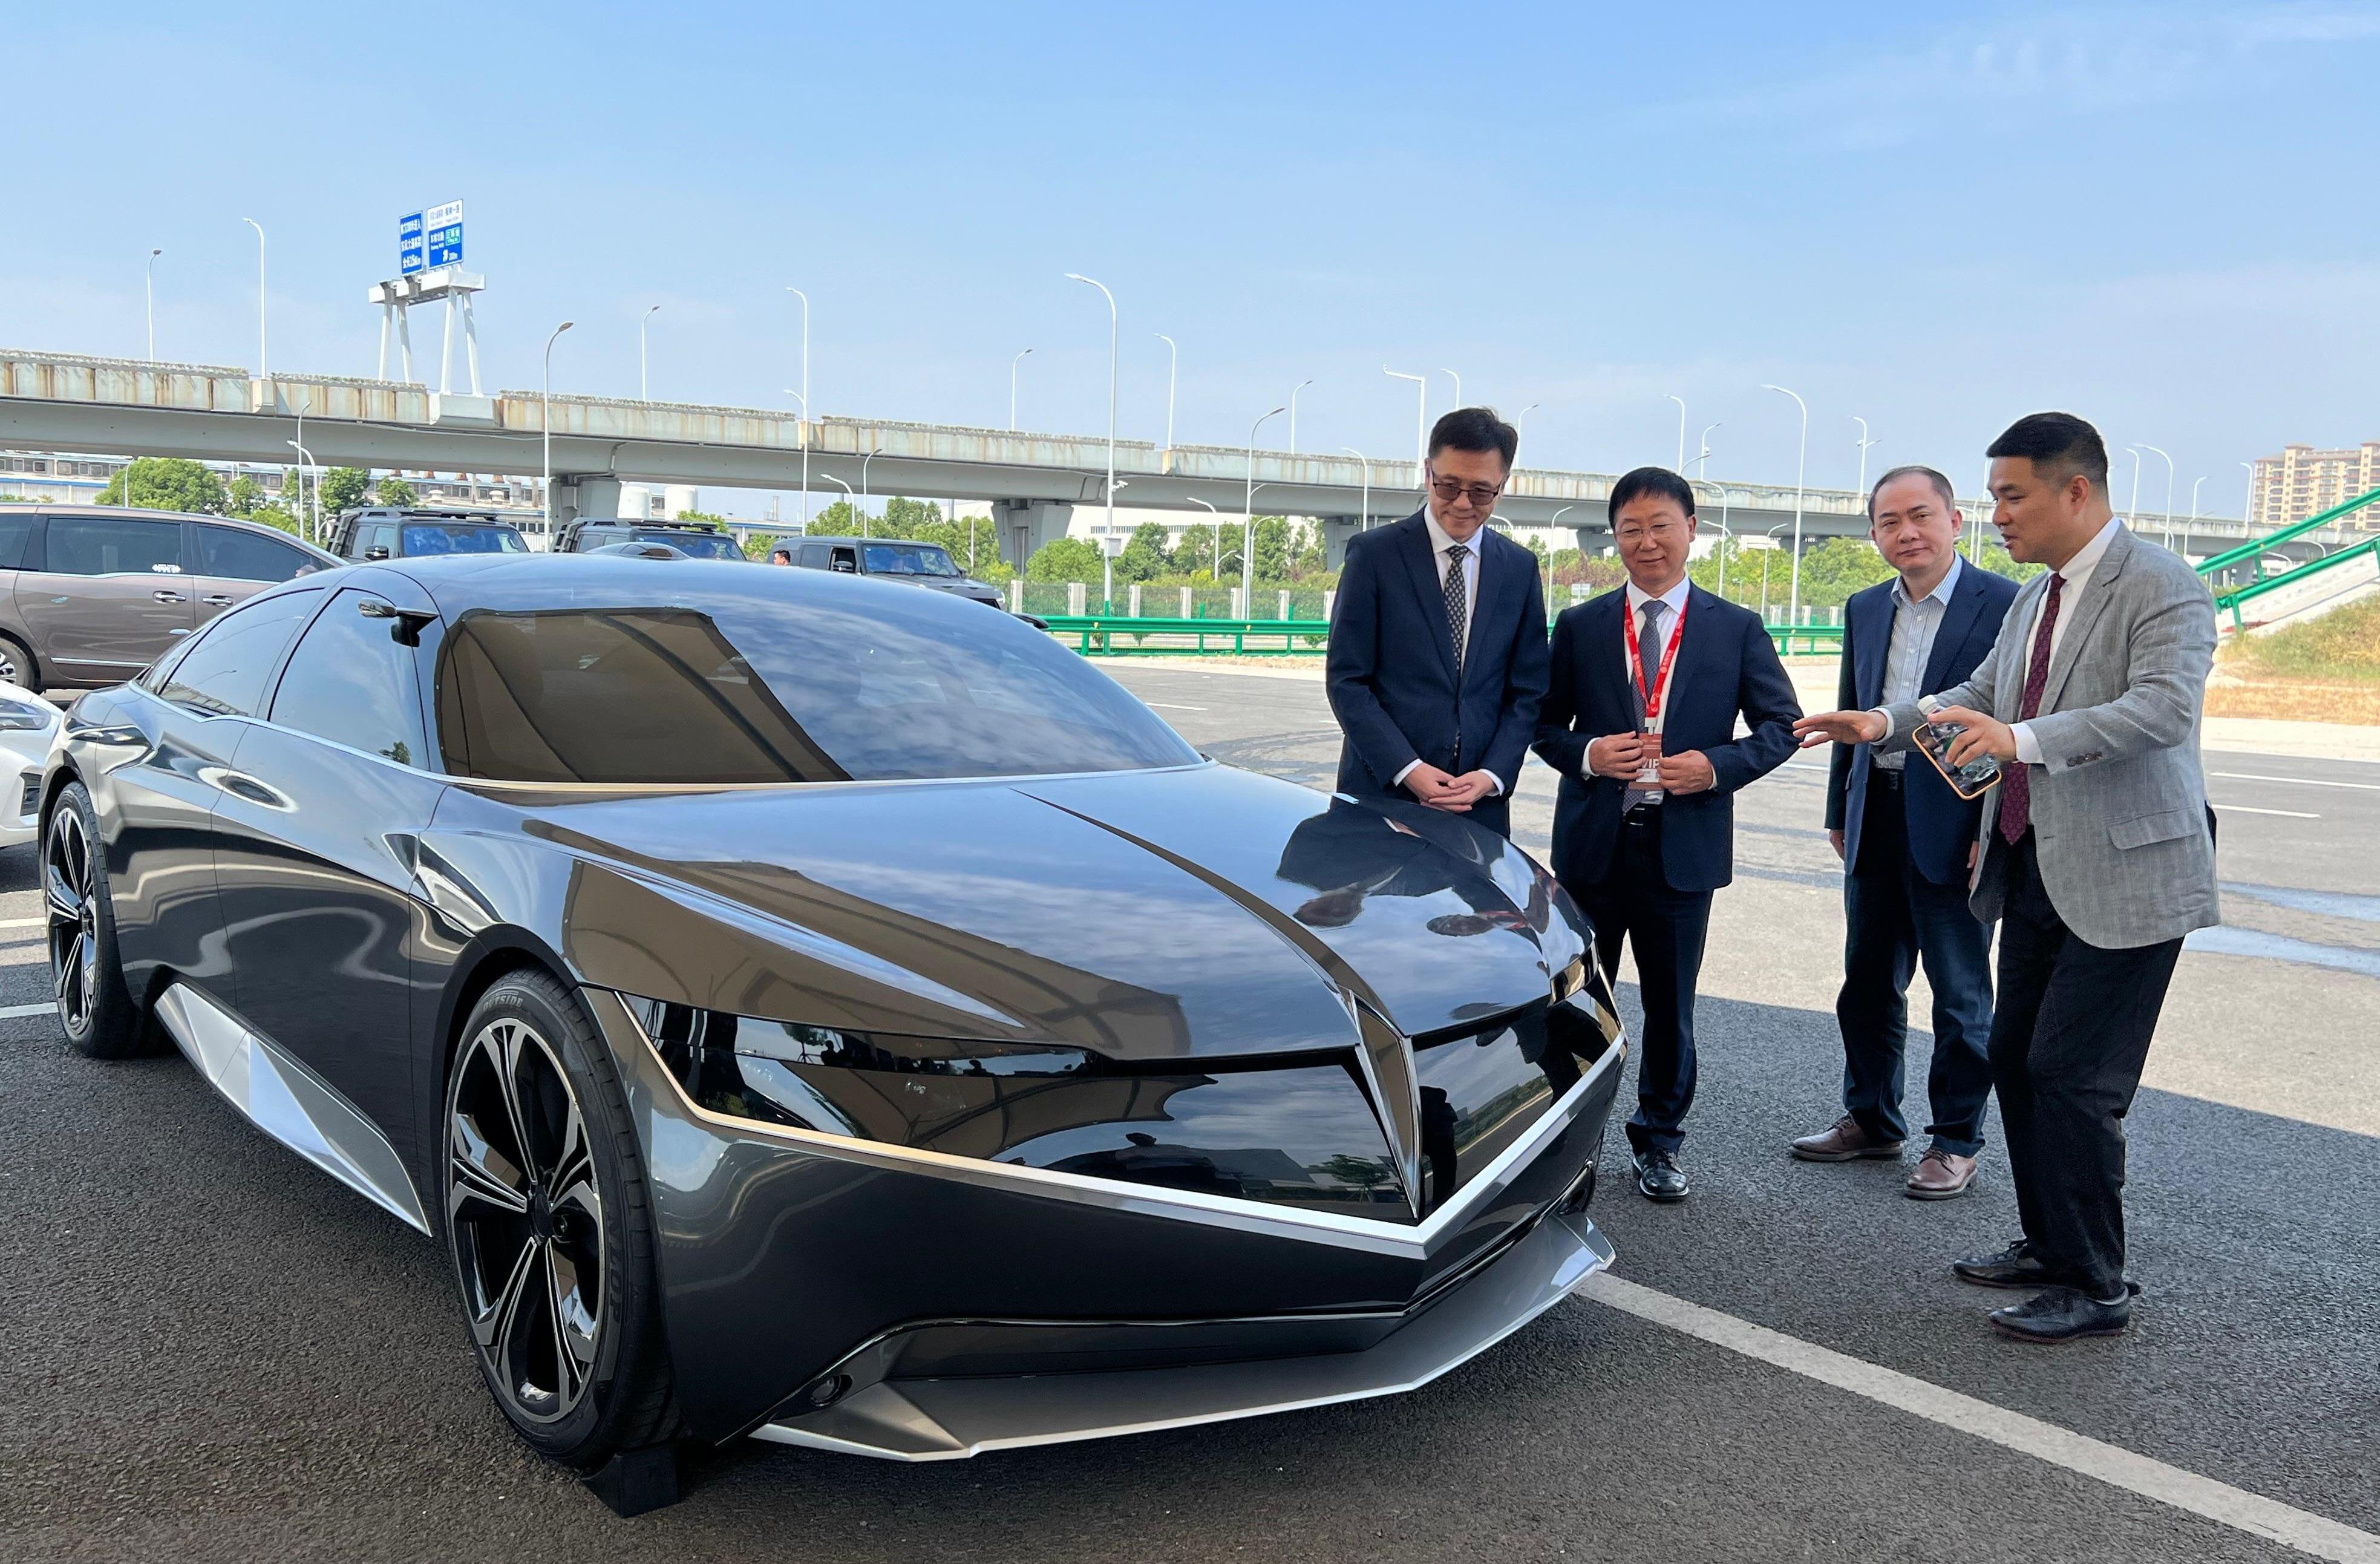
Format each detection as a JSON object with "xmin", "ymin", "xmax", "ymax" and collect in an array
[
  {"xmin": 1986, "ymin": 412, "xmax": 2109, "ymax": 491},
  {"xmin": 1867, "ymin": 464, "xmax": 1957, "ymax": 520},
  {"xmin": 1607, "ymin": 465, "xmax": 1698, "ymax": 526},
  {"xmin": 1427, "ymin": 407, "xmax": 1519, "ymax": 469}
]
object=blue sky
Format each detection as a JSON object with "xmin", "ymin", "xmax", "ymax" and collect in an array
[{"xmin": 10, "ymin": 1, "xmax": 2379, "ymax": 514}]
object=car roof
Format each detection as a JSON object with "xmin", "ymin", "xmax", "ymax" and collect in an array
[
  {"xmin": 382, "ymin": 550, "xmax": 973, "ymax": 615},
  {"xmin": 0, "ymin": 503, "xmax": 340, "ymax": 561},
  {"xmin": 797, "ymin": 535, "xmax": 948, "ymax": 546}
]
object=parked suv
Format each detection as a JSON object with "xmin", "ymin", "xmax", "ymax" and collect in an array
[
  {"xmin": 788, "ymin": 535, "xmax": 1005, "ymax": 607},
  {"xmin": 0, "ymin": 505, "xmax": 339, "ymax": 692},
  {"xmin": 555, "ymin": 517, "xmax": 748, "ymax": 561},
  {"xmin": 326, "ymin": 507, "xmax": 529, "ymax": 561}
]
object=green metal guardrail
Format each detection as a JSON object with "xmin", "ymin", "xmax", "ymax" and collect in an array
[
  {"xmin": 1039, "ymin": 615, "xmax": 1846, "ymax": 658},
  {"xmin": 2195, "ymin": 485, "xmax": 2380, "ymax": 581},
  {"xmin": 2214, "ymin": 535, "xmax": 2380, "ymax": 631}
]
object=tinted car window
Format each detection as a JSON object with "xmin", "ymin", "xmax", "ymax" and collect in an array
[
  {"xmin": 862, "ymin": 543, "xmax": 960, "ymax": 577},
  {"xmin": 434, "ymin": 591, "xmax": 1197, "ymax": 784},
  {"xmin": 402, "ymin": 523, "xmax": 525, "ymax": 556},
  {"xmin": 44, "ymin": 516, "xmax": 180, "ymax": 576},
  {"xmin": 800, "ymin": 545, "xmax": 829, "ymax": 568},
  {"xmin": 366, "ymin": 523, "xmax": 397, "ymax": 557},
  {"xmin": 0, "ymin": 515, "xmax": 35, "ymax": 571},
  {"xmin": 639, "ymin": 531, "xmax": 743, "ymax": 561},
  {"xmin": 197, "ymin": 525, "xmax": 323, "ymax": 583},
  {"xmin": 270, "ymin": 589, "xmax": 428, "ymax": 767},
  {"xmin": 157, "ymin": 589, "xmax": 322, "ymax": 717}
]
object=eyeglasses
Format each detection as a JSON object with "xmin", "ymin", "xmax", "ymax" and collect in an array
[{"xmin": 1427, "ymin": 467, "xmax": 1503, "ymax": 509}]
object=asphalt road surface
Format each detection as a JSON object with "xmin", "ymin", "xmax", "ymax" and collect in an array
[{"xmin": 3, "ymin": 663, "xmax": 2375, "ymax": 1563}]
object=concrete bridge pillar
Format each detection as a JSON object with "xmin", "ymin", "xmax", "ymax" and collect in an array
[
  {"xmin": 547, "ymin": 475, "xmax": 624, "ymax": 536},
  {"xmin": 991, "ymin": 499, "xmax": 1074, "ymax": 569},
  {"xmin": 1318, "ymin": 517, "xmax": 1362, "ymax": 569}
]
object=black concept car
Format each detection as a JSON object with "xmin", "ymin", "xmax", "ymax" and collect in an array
[{"xmin": 45, "ymin": 554, "xmax": 1627, "ymax": 1474}]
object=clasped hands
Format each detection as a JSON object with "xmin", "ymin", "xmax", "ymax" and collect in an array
[
  {"xmin": 1791, "ymin": 707, "xmax": 2018, "ymax": 768},
  {"xmin": 1402, "ymin": 763, "xmax": 1500, "ymax": 813},
  {"xmin": 1583, "ymin": 731, "xmax": 1716, "ymax": 795}
]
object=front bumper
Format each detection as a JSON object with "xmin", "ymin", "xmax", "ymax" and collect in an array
[
  {"xmin": 0, "ymin": 761, "xmax": 43, "ymax": 848},
  {"xmin": 586, "ymin": 987, "xmax": 1624, "ymax": 1449}
]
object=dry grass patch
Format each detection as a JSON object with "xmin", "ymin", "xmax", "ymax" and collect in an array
[{"xmin": 2210, "ymin": 595, "xmax": 2380, "ymax": 723}]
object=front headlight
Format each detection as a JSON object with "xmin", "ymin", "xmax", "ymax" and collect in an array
[{"xmin": 0, "ymin": 697, "xmax": 52, "ymax": 732}]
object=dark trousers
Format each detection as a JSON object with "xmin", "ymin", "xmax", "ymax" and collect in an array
[
  {"xmin": 1571, "ymin": 809, "xmax": 1713, "ymax": 1157},
  {"xmin": 1989, "ymin": 832, "xmax": 2182, "ymax": 1298},
  {"xmin": 1836, "ymin": 773, "xmax": 1996, "ymax": 1156}
]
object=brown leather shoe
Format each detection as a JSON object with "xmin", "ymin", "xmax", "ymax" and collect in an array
[
  {"xmin": 1790, "ymin": 1114, "xmax": 1904, "ymax": 1162},
  {"xmin": 1906, "ymin": 1148, "xmax": 1978, "ymax": 1200}
]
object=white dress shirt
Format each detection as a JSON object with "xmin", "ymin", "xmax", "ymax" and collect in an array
[
  {"xmin": 2007, "ymin": 517, "xmax": 2122, "ymax": 765},
  {"xmin": 1872, "ymin": 552, "xmax": 1963, "ymax": 772},
  {"xmin": 1391, "ymin": 513, "xmax": 1499, "ymax": 794}
]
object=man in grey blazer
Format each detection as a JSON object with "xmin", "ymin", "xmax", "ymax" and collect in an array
[{"xmin": 1797, "ymin": 411, "xmax": 2217, "ymax": 1344}]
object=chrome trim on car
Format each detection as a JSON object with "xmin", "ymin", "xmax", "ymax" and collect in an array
[
  {"xmin": 152, "ymin": 981, "xmax": 431, "ymax": 1234},
  {"xmin": 448, "ymin": 759, "xmax": 1217, "ymax": 799},
  {"xmin": 595, "ymin": 986, "xmax": 1623, "ymax": 1260}
]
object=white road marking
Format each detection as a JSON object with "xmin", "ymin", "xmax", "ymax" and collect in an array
[
  {"xmin": 2214, "ymin": 803, "xmax": 2321, "ymax": 819},
  {"xmin": 2211, "ymin": 770, "xmax": 2380, "ymax": 792},
  {"xmin": 0, "ymin": 1002, "xmax": 54, "ymax": 1019},
  {"xmin": 0, "ymin": 917, "xmax": 42, "ymax": 929},
  {"xmin": 1578, "ymin": 1273, "xmax": 2380, "ymax": 1563}
]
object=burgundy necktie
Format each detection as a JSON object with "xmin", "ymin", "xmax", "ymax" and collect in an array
[{"xmin": 1997, "ymin": 572, "xmax": 2064, "ymax": 845}]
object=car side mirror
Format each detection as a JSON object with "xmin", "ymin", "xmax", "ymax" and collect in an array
[{"xmin": 365, "ymin": 546, "xmax": 390, "ymax": 561}]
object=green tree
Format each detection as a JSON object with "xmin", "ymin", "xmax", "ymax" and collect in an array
[
  {"xmin": 1970, "ymin": 540, "xmax": 2047, "ymax": 583},
  {"xmin": 1170, "ymin": 524, "xmax": 1221, "ymax": 577},
  {"xmin": 316, "ymin": 467, "xmax": 373, "ymax": 516},
  {"xmin": 94, "ymin": 457, "xmax": 225, "ymax": 514},
  {"xmin": 376, "ymin": 476, "xmax": 418, "ymax": 507},
  {"xmin": 224, "ymin": 474, "xmax": 269, "ymax": 518},
  {"xmin": 1250, "ymin": 515, "xmax": 1292, "ymax": 583},
  {"xmin": 1026, "ymin": 536, "xmax": 1104, "ymax": 581},
  {"xmin": 1116, "ymin": 522, "xmax": 1172, "ymax": 584},
  {"xmin": 243, "ymin": 505, "xmax": 302, "ymax": 537}
]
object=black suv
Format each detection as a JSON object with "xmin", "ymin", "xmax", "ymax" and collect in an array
[
  {"xmin": 327, "ymin": 508, "xmax": 530, "ymax": 562},
  {"xmin": 555, "ymin": 517, "xmax": 748, "ymax": 561},
  {"xmin": 787, "ymin": 535, "xmax": 1005, "ymax": 608}
]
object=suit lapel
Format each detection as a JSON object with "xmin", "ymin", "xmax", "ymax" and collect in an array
[
  {"xmin": 1854, "ymin": 586, "xmax": 1892, "ymax": 707},
  {"xmin": 2040, "ymin": 527, "xmax": 2132, "ymax": 712},
  {"xmin": 1598, "ymin": 591, "xmax": 1638, "ymax": 720},
  {"xmin": 1395, "ymin": 512, "xmax": 1459, "ymax": 684},
  {"xmin": 1463, "ymin": 533, "xmax": 1514, "ymax": 686},
  {"xmin": 1920, "ymin": 564, "xmax": 1987, "ymax": 695}
]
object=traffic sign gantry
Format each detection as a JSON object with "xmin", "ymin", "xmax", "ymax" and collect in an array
[
  {"xmin": 398, "ymin": 212, "xmax": 425, "ymax": 276},
  {"xmin": 424, "ymin": 200, "xmax": 464, "ymax": 268}
]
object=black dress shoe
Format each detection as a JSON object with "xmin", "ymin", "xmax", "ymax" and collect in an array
[
  {"xmin": 1633, "ymin": 1148, "xmax": 1690, "ymax": 1202},
  {"xmin": 1989, "ymin": 1285, "xmax": 2132, "ymax": 1343},
  {"xmin": 1952, "ymin": 1238, "xmax": 2081, "ymax": 1290}
]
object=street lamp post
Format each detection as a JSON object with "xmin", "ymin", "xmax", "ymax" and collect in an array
[
  {"xmin": 2124, "ymin": 446, "xmax": 2145, "ymax": 528},
  {"xmin": 1064, "ymin": 273, "xmax": 1120, "ymax": 610},
  {"xmin": 145, "ymin": 249, "xmax": 163, "ymax": 362},
  {"xmin": 1693, "ymin": 422, "xmax": 1719, "ymax": 477},
  {"xmin": 786, "ymin": 287, "xmax": 810, "ymax": 527},
  {"xmin": 1244, "ymin": 405, "xmax": 1286, "ymax": 611},
  {"xmin": 241, "ymin": 219, "xmax": 267, "ymax": 378},
  {"xmin": 1760, "ymin": 522, "xmax": 1791, "ymax": 621},
  {"xmin": 1384, "ymin": 367, "xmax": 1427, "ymax": 482},
  {"xmin": 541, "ymin": 321, "xmax": 574, "ymax": 537},
  {"xmin": 1186, "ymin": 497, "xmax": 1223, "ymax": 579},
  {"xmin": 1514, "ymin": 404, "xmax": 1540, "ymax": 466},
  {"xmin": 822, "ymin": 474, "xmax": 855, "ymax": 532},
  {"xmin": 1763, "ymin": 384, "xmax": 1809, "ymax": 625},
  {"xmin": 1666, "ymin": 394, "xmax": 1686, "ymax": 473},
  {"xmin": 1288, "ymin": 379, "xmax": 1315, "ymax": 456},
  {"xmin": 639, "ymin": 304, "xmax": 661, "ymax": 400},
  {"xmin": 1341, "ymin": 447, "xmax": 1370, "ymax": 535},
  {"xmin": 1852, "ymin": 415, "xmax": 1877, "ymax": 499},
  {"xmin": 2139, "ymin": 443, "xmax": 2174, "ymax": 550},
  {"xmin": 861, "ymin": 444, "xmax": 884, "ymax": 538},
  {"xmin": 1156, "ymin": 334, "xmax": 1177, "ymax": 453},
  {"xmin": 1009, "ymin": 347, "xmax": 1033, "ymax": 431},
  {"xmin": 2186, "ymin": 475, "xmax": 2206, "ymax": 556},
  {"xmin": 284, "ymin": 438, "xmax": 320, "ymax": 545},
  {"xmin": 1700, "ymin": 477, "xmax": 1735, "ymax": 601}
]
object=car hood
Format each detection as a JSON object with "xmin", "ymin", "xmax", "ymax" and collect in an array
[{"xmin": 511, "ymin": 764, "xmax": 1579, "ymax": 1061}]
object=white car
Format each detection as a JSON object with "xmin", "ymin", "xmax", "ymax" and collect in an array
[{"xmin": 0, "ymin": 684, "xmax": 64, "ymax": 849}]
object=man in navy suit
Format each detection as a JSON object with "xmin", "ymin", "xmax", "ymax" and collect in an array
[
  {"xmin": 1796, "ymin": 466, "xmax": 2021, "ymax": 1200},
  {"xmin": 1533, "ymin": 466, "xmax": 1800, "ymax": 1200},
  {"xmin": 1327, "ymin": 407, "xmax": 1551, "ymax": 839}
]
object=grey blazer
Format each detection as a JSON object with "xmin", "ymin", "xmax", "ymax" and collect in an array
[{"xmin": 1881, "ymin": 525, "xmax": 2218, "ymax": 950}]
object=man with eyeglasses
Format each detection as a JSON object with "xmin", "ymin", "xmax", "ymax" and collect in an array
[
  {"xmin": 1533, "ymin": 466, "xmax": 1800, "ymax": 1200},
  {"xmin": 1326, "ymin": 407, "xmax": 1550, "ymax": 839}
]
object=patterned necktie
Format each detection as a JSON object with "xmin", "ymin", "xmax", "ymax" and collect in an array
[
  {"xmin": 1997, "ymin": 572, "xmax": 2065, "ymax": 845},
  {"xmin": 1442, "ymin": 543, "xmax": 1468, "ymax": 677},
  {"xmin": 1623, "ymin": 600, "xmax": 1665, "ymax": 812}
]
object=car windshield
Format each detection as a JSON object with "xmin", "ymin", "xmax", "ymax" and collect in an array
[
  {"xmin": 433, "ymin": 584, "xmax": 1198, "ymax": 784},
  {"xmin": 862, "ymin": 543, "xmax": 961, "ymax": 577},
  {"xmin": 638, "ymin": 531, "xmax": 744, "ymax": 560},
  {"xmin": 403, "ymin": 523, "xmax": 528, "ymax": 555}
]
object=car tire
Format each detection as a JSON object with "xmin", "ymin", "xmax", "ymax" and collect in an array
[
  {"xmin": 47, "ymin": 781, "xmax": 149, "ymax": 1059},
  {"xmin": 442, "ymin": 967, "xmax": 677, "ymax": 1470},
  {"xmin": 0, "ymin": 633, "xmax": 41, "ymax": 693}
]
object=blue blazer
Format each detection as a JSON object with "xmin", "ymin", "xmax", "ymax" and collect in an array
[
  {"xmin": 1824, "ymin": 563, "xmax": 2022, "ymax": 886},
  {"xmin": 1326, "ymin": 513, "xmax": 1551, "ymax": 828},
  {"xmin": 1532, "ymin": 585, "xmax": 1801, "ymax": 893}
]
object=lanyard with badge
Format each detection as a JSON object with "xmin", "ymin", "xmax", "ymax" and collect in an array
[{"xmin": 1623, "ymin": 597, "xmax": 1688, "ymax": 794}]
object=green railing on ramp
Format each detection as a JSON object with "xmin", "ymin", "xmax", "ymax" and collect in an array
[
  {"xmin": 2214, "ymin": 535, "xmax": 2380, "ymax": 631},
  {"xmin": 2196, "ymin": 485, "xmax": 2380, "ymax": 581}
]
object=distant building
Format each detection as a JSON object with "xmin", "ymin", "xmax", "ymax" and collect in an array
[{"xmin": 2251, "ymin": 443, "xmax": 2380, "ymax": 529}]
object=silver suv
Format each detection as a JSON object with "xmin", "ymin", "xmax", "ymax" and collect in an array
[{"xmin": 0, "ymin": 505, "xmax": 338, "ymax": 692}]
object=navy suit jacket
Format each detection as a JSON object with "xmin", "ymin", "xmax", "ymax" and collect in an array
[
  {"xmin": 1824, "ymin": 563, "xmax": 2022, "ymax": 886},
  {"xmin": 1532, "ymin": 585, "xmax": 1801, "ymax": 893},
  {"xmin": 1326, "ymin": 512, "xmax": 1551, "ymax": 828}
]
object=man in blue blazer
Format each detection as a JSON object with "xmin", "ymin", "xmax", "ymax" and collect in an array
[
  {"xmin": 1327, "ymin": 408, "xmax": 1551, "ymax": 839},
  {"xmin": 1797, "ymin": 467, "xmax": 2021, "ymax": 1200},
  {"xmin": 1533, "ymin": 466, "xmax": 1800, "ymax": 1200}
]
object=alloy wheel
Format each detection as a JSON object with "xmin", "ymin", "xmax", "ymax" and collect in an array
[
  {"xmin": 446, "ymin": 1016, "xmax": 607, "ymax": 1426},
  {"xmin": 45, "ymin": 806, "xmax": 99, "ymax": 1036}
]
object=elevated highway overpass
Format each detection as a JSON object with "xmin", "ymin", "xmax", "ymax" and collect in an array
[{"xmin": 1, "ymin": 349, "xmax": 2324, "ymax": 574}]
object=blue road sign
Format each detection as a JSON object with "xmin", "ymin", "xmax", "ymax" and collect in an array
[
  {"xmin": 398, "ymin": 211, "xmax": 425, "ymax": 276},
  {"xmin": 424, "ymin": 199, "xmax": 464, "ymax": 269}
]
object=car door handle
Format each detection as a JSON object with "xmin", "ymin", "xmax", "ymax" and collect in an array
[
  {"xmin": 152, "ymin": 590, "xmax": 186, "ymax": 604},
  {"xmin": 201, "ymin": 594, "xmax": 235, "ymax": 606}
]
